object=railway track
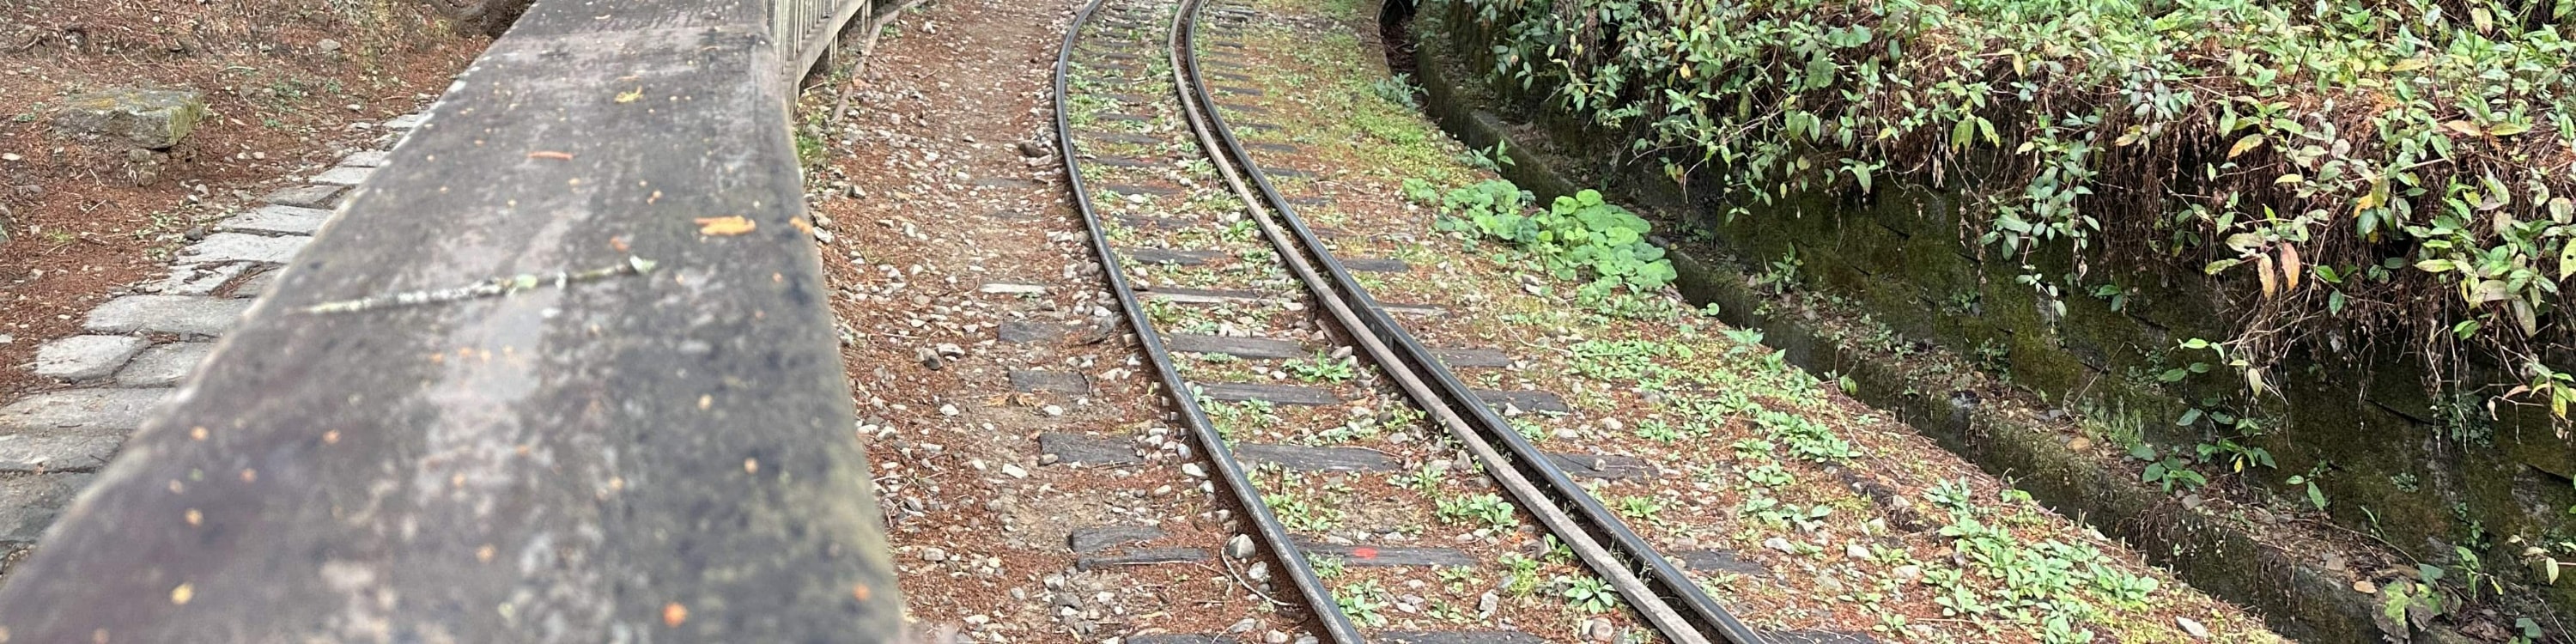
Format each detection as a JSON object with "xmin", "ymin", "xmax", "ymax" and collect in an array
[{"xmin": 1052, "ymin": 0, "xmax": 1771, "ymax": 641}]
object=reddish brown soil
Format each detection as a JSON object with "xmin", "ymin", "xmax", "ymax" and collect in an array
[{"xmin": 0, "ymin": 0, "xmax": 486, "ymax": 397}]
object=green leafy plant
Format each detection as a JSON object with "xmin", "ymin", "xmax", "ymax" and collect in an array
[
  {"xmin": 2131, "ymin": 445, "xmax": 2210, "ymax": 492},
  {"xmin": 1633, "ymin": 418, "xmax": 1686, "ymax": 441},
  {"xmin": 1925, "ymin": 479, "xmax": 1977, "ymax": 513},
  {"xmin": 1509, "ymin": 416, "xmax": 1551, "ymax": 441},
  {"xmin": 1500, "ymin": 552, "xmax": 1545, "ymax": 596},
  {"xmin": 2088, "ymin": 564, "xmax": 2161, "ymax": 609},
  {"xmin": 1285, "ymin": 353, "xmax": 1358, "ymax": 383},
  {"xmin": 2195, "ymin": 437, "xmax": 2275, "ymax": 474},
  {"xmin": 1393, "ymin": 461, "xmax": 1448, "ymax": 495},
  {"xmin": 2380, "ymin": 577, "xmax": 2451, "ymax": 635},
  {"xmin": 1437, "ymin": 565, "xmax": 1480, "ymax": 590},
  {"xmin": 1437, "ymin": 493, "xmax": 1516, "ymax": 529},
  {"xmin": 1267, "ymin": 487, "xmax": 1343, "ymax": 532},
  {"xmin": 1313, "ymin": 415, "xmax": 1383, "ymax": 444},
  {"xmin": 1457, "ymin": 140, "xmax": 1514, "ymax": 171},
  {"xmin": 1339, "ymin": 580, "xmax": 1391, "ymax": 627},
  {"xmin": 1753, "ymin": 409, "xmax": 1858, "ymax": 462},
  {"xmin": 1541, "ymin": 535, "xmax": 1574, "ymax": 562},
  {"xmin": 1559, "ymin": 575, "xmax": 1620, "ymax": 613},
  {"xmin": 1719, "ymin": 327, "xmax": 1765, "ymax": 345},
  {"xmin": 1923, "ymin": 495, "xmax": 2149, "ymax": 637},
  {"xmin": 1616, "ymin": 495, "xmax": 1666, "ymax": 524},
  {"xmin": 1204, "ymin": 398, "xmax": 1279, "ymax": 440},
  {"xmin": 1752, "ymin": 249, "xmax": 1802, "ymax": 295},
  {"xmin": 1741, "ymin": 463, "xmax": 1795, "ymax": 489},
  {"xmin": 1369, "ymin": 73, "xmax": 1422, "ymax": 111},
  {"xmin": 2286, "ymin": 465, "xmax": 2330, "ymax": 510},
  {"xmin": 1309, "ymin": 555, "xmax": 1346, "ymax": 579},
  {"xmin": 1730, "ymin": 438, "xmax": 1776, "ymax": 461},
  {"xmin": 1424, "ymin": 183, "xmax": 1679, "ymax": 301},
  {"xmin": 2038, "ymin": 615, "xmax": 2097, "ymax": 644}
]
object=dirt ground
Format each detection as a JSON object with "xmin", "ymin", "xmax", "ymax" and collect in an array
[
  {"xmin": 0, "ymin": 0, "xmax": 487, "ymax": 398},
  {"xmin": 800, "ymin": 0, "xmax": 1321, "ymax": 641}
]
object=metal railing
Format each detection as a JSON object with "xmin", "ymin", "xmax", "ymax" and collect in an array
[{"xmin": 775, "ymin": 0, "xmax": 876, "ymax": 85}]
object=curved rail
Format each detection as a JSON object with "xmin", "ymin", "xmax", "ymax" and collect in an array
[
  {"xmin": 1170, "ymin": 1, "xmax": 1773, "ymax": 642},
  {"xmin": 1050, "ymin": 2, "xmax": 1367, "ymax": 641}
]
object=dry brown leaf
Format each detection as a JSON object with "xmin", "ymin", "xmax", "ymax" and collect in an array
[
  {"xmin": 2227, "ymin": 134, "xmax": 2264, "ymax": 159},
  {"xmin": 696, "ymin": 216, "xmax": 756, "ymax": 236},
  {"xmin": 2279, "ymin": 245, "xmax": 2303, "ymax": 292},
  {"xmin": 663, "ymin": 602, "xmax": 689, "ymax": 628},
  {"xmin": 2255, "ymin": 253, "xmax": 2278, "ymax": 300}
]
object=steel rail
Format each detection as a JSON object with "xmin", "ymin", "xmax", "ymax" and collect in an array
[
  {"xmin": 1170, "ymin": 2, "xmax": 1775, "ymax": 642},
  {"xmin": 1051, "ymin": 1, "xmax": 1368, "ymax": 641},
  {"xmin": 1166, "ymin": 3, "xmax": 1706, "ymax": 644}
]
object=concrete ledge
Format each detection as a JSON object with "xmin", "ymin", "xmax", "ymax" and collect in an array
[{"xmin": 0, "ymin": 1, "xmax": 901, "ymax": 641}]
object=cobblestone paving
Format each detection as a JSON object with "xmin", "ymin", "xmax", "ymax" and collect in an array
[{"xmin": 0, "ymin": 115, "xmax": 422, "ymax": 578}]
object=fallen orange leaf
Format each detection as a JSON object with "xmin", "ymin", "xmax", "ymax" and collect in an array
[
  {"xmin": 527, "ymin": 150, "xmax": 574, "ymax": 161},
  {"xmin": 664, "ymin": 602, "xmax": 688, "ymax": 627},
  {"xmin": 696, "ymin": 216, "xmax": 756, "ymax": 236}
]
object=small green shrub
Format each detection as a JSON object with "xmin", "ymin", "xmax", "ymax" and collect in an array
[
  {"xmin": 1560, "ymin": 575, "xmax": 1621, "ymax": 613},
  {"xmin": 1437, "ymin": 493, "xmax": 1516, "ymax": 529},
  {"xmin": 1414, "ymin": 180, "xmax": 1678, "ymax": 300}
]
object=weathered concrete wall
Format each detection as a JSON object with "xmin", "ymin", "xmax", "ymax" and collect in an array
[
  {"xmin": 1405, "ymin": 0, "xmax": 2573, "ymax": 629},
  {"xmin": 0, "ymin": 0, "xmax": 903, "ymax": 641}
]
